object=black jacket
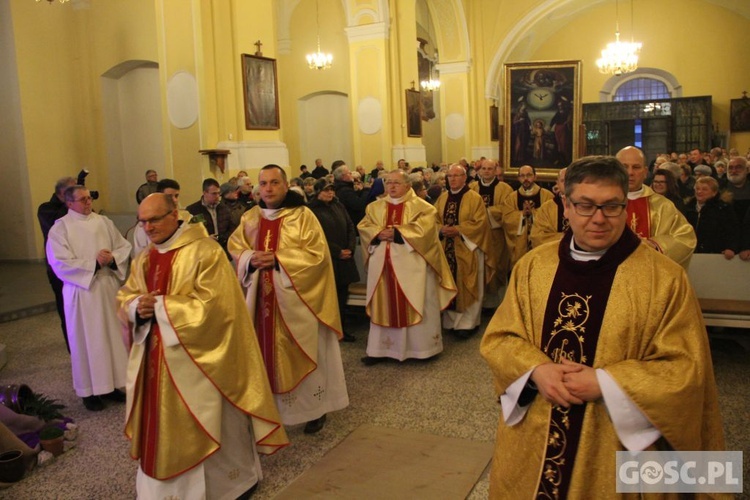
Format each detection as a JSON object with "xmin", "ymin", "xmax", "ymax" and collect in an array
[
  {"xmin": 685, "ymin": 196, "xmax": 740, "ymax": 254},
  {"xmin": 307, "ymin": 198, "xmax": 359, "ymax": 288},
  {"xmin": 333, "ymin": 179, "xmax": 369, "ymax": 226}
]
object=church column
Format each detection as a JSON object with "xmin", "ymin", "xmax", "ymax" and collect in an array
[
  {"xmin": 388, "ymin": 0, "xmax": 425, "ymax": 168},
  {"xmin": 437, "ymin": 60, "xmax": 471, "ymax": 163},
  {"xmin": 344, "ymin": 23, "xmax": 392, "ymax": 170}
]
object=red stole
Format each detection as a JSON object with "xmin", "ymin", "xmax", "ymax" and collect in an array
[
  {"xmin": 383, "ymin": 202, "xmax": 409, "ymax": 327},
  {"xmin": 626, "ymin": 196, "xmax": 651, "ymax": 238},
  {"xmin": 140, "ymin": 248, "xmax": 177, "ymax": 477},
  {"xmin": 255, "ymin": 216, "xmax": 283, "ymax": 392}
]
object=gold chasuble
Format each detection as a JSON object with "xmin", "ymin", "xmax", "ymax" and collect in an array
[
  {"xmin": 470, "ymin": 179, "xmax": 513, "ymax": 281},
  {"xmin": 435, "ymin": 187, "xmax": 495, "ymax": 312},
  {"xmin": 357, "ymin": 189, "xmax": 456, "ymax": 326},
  {"xmin": 627, "ymin": 185, "xmax": 696, "ymax": 267},
  {"xmin": 530, "ymin": 196, "xmax": 569, "ymax": 249},
  {"xmin": 118, "ymin": 223, "xmax": 288, "ymax": 481},
  {"xmin": 500, "ymin": 184, "xmax": 554, "ymax": 268},
  {"xmin": 480, "ymin": 229, "xmax": 724, "ymax": 499},
  {"xmin": 228, "ymin": 204, "xmax": 341, "ymax": 394}
]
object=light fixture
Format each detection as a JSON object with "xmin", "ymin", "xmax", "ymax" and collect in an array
[
  {"xmin": 596, "ymin": 0, "xmax": 642, "ymax": 76},
  {"xmin": 419, "ymin": 6, "xmax": 440, "ymax": 91},
  {"xmin": 306, "ymin": 0, "xmax": 333, "ymax": 70},
  {"xmin": 37, "ymin": 0, "xmax": 70, "ymax": 4}
]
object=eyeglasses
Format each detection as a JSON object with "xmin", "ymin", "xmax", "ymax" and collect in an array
[
  {"xmin": 72, "ymin": 197, "xmax": 93, "ymax": 203},
  {"xmin": 568, "ymin": 199, "xmax": 627, "ymax": 217},
  {"xmin": 137, "ymin": 211, "xmax": 174, "ymax": 227}
]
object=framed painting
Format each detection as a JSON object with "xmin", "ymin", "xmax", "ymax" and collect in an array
[
  {"xmin": 490, "ymin": 105, "xmax": 499, "ymax": 142},
  {"xmin": 730, "ymin": 98, "xmax": 750, "ymax": 132},
  {"xmin": 241, "ymin": 54, "xmax": 280, "ymax": 130},
  {"xmin": 406, "ymin": 89, "xmax": 422, "ymax": 137},
  {"xmin": 503, "ymin": 60, "xmax": 582, "ymax": 180}
]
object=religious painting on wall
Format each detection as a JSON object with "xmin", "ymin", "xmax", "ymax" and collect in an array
[
  {"xmin": 503, "ymin": 60, "xmax": 582, "ymax": 180},
  {"xmin": 406, "ymin": 89, "xmax": 422, "ymax": 137},
  {"xmin": 241, "ymin": 54, "xmax": 280, "ymax": 130},
  {"xmin": 730, "ymin": 96, "xmax": 750, "ymax": 132},
  {"xmin": 490, "ymin": 105, "xmax": 499, "ymax": 142}
]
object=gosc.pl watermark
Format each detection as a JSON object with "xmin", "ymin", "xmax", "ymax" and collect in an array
[{"xmin": 616, "ymin": 451, "xmax": 743, "ymax": 494}]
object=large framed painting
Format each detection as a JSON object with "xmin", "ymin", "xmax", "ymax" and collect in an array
[
  {"xmin": 490, "ymin": 105, "xmax": 499, "ymax": 141},
  {"xmin": 503, "ymin": 60, "xmax": 582, "ymax": 180},
  {"xmin": 241, "ymin": 54, "xmax": 280, "ymax": 130},
  {"xmin": 406, "ymin": 89, "xmax": 422, "ymax": 137},
  {"xmin": 730, "ymin": 98, "xmax": 750, "ymax": 132}
]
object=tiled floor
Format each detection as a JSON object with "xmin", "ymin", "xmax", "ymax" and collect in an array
[{"xmin": 0, "ymin": 261, "xmax": 55, "ymax": 323}]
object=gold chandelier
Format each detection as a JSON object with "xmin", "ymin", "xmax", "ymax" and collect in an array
[
  {"xmin": 419, "ymin": 6, "xmax": 440, "ymax": 91},
  {"xmin": 306, "ymin": 0, "xmax": 333, "ymax": 70},
  {"xmin": 37, "ymin": 0, "xmax": 70, "ymax": 3},
  {"xmin": 596, "ymin": 0, "xmax": 642, "ymax": 76}
]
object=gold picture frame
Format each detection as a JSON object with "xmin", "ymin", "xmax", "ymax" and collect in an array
[
  {"xmin": 241, "ymin": 54, "xmax": 280, "ymax": 130},
  {"xmin": 503, "ymin": 60, "xmax": 582, "ymax": 181},
  {"xmin": 406, "ymin": 89, "xmax": 422, "ymax": 137}
]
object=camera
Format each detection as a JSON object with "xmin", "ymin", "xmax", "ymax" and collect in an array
[{"xmin": 76, "ymin": 169, "xmax": 99, "ymax": 200}]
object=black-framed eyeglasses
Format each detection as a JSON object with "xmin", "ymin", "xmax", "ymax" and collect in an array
[
  {"xmin": 137, "ymin": 211, "xmax": 174, "ymax": 227},
  {"xmin": 568, "ymin": 199, "xmax": 627, "ymax": 217}
]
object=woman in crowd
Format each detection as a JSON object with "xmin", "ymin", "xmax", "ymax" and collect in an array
[
  {"xmin": 684, "ymin": 176, "xmax": 740, "ymax": 258},
  {"xmin": 308, "ymin": 179, "xmax": 359, "ymax": 342},
  {"xmin": 677, "ymin": 164, "xmax": 696, "ymax": 200},
  {"xmin": 651, "ymin": 168, "xmax": 686, "ymax": 214}
]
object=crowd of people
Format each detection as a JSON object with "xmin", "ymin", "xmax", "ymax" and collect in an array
[{"xmin": 36, "ymin": 146, "xmax": 746, "ymax": 497}]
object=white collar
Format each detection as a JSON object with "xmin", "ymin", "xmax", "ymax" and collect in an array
[
  {"xmin": 627, "ymin": 186, "xmax": 645, "ymax": 200},
  {"xmin": 569, "ymin": 237, "xmax": 607, "ymax": 262}
]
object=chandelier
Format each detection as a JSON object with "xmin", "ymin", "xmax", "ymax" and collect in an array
[
  {"xmin": 37, "ymin": 0, "xmax": 70, "ymax": 3},
  {"xmin": 306, "ymin": 0, "xmax": 333, "ymax": 70},
  {"xmin": 419, "ymin": 6, "xmax": 440, "ymax": 91},
  {"xmin": 596, "ymin": 0, "xmax": 642, "ymax": 76}
]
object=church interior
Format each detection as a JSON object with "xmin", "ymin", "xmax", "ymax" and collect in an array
[{"xmin": 1, "ymin": 0, "xmax": 749, "ymax": 497}]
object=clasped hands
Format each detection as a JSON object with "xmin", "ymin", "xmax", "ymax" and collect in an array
[
  {"xmin": 96, "ymin": 249, "xmax": 114, "ymax": 267},
  {"xmin": 530, "ymin": 358, "xmax": 602, "ymax": 408},
  {"xmin": 377, "ymin": 228, "xmax": 395, "ymax": 242},
  {"xmin": 250, "ymin": 250, "xmax": 275, "ymax": 270},
  {"xmin": 136, "ymin": 289, "xmax": 161, "ymax": 320},
  {"xmin": 440, "ymin": 225, "xmax": 460, "ymax": 238}
]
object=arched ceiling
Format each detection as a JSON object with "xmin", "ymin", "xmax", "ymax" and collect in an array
[{"xmin": 485, "ymin": 0, "xmax": 750, "ymax": 98}]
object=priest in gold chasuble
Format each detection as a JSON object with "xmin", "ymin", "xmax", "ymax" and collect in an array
[
  {"xmin": 481, "ymin": 157, "xmax": 724, "ymax": 499},
  {"xmin": 118, "ymin": 194, "xmax": 288, "ymax": 500},
  {"xmin": 530, "ymin": 167, "xmax": 569, "ymax": 249},
  {"xmin": 435, "ymin": 164, "xmax": 494, "ymax": 336},
  {"xmin": 357, "ymin": 170, "xmax": 456, "ymax": 362},
  {"xmin": 500, "ymin": 165, "xmax": 554, "ymax": 268},
  {"xmin": 469, "ymin": 159, "xmax": 513, "ymax": 309},
  {"xmin": 229, "ymin": 165, "xmax": 349, "ymax": 434},
  {"xmin": 617, "ymin": 146, "xmax": 696, "ymax": 267}
]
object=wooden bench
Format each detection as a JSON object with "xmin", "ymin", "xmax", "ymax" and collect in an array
[{"xmin": 687, "ymin": 254, "xmax": 750, "ymax": 329}]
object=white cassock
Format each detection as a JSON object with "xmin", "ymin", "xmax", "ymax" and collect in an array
[
  {"xmin": 46, "ymin": 210, "xmax": 131, "ymax": 397},
  {"xmin": 365, "ymin": 240, "xmax": 443, "ymax": 361}
]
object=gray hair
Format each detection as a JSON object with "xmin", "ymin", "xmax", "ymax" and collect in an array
[{"xmin": 332, "ymin": 165, "xmax": 349, "ymax": 181}]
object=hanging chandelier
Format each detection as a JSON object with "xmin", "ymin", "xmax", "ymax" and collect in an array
[
  {"xmin": 420, "ymin": 65, "xmax": 441, "ymax": 92},
  {"xmin": 596, "ymin": 0, "xmax": 642, "ymax": 76},
  {"xmin": 37, "ymin": 0, "xmax": 70, "ymax": 3},
  {"xmin": 306, "ymin": 0, "xmax": 333, "ymax": 70},
  {"xmin": 419, "ymin": 7, "xmax": 440, "ymax": 91}
]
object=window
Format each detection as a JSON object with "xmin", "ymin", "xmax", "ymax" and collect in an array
[{"xmin": 613, "ymin": 78, "xmax": 670, "ymax": 102}]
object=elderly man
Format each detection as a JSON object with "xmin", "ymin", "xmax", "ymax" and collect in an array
[
  {"xmin": 186, "ymin": 178, "xmax": 233, "ymax": 256},
  {"xmin": 530, "ymin": 167, "xmax": 568, "ymax": 249},
  {"xmin": 38, "ymin": 176, "xmax": 77, "ymax": 352},
  {"xmin": 229, "ymin": 165, "xmax": 349, "ymax": 435},
  {"xmin": 725, "ymin": 156, "xmax": 750, "ymax": 220},
  {"xmin": 370, "ymin": 160, "xmax": 385, "ymax": 179},
  {"xmin": 435, "ymin": 164, "xmax": 494, "ymax": 337},
  {"xmin": 311, "ymin": 158, "xmax": 329, "ymax": 179},
  {"xmin": 480, "ymin": 156, "xmax": 724, "ymax": 498},
  {"xmin": 616, "ymin": 146, "xmax": 696, "ymax": 267},
  {"xmin": 46, "ymin": 185, "xmax": 131, "ymax": 411},
  {"xmin": 333, "ymin": 163, "xmax": 370, "ymax": 225},
  {"xmin": 135, "ymin": 169, "xmax": 158, "ymax": 204},
  {"xmin": 500, "ymin": 165, "xmax": 554, "ymax": 268},
  {"xmin": 470, "ymin": 159, "xmax": 513, "ymax": 308},
  {"xmin": 118, "ymin": 194, "xmax": 288, "ymax": 499},
  {"xmin": 357, "ymin": 170, "xmax": 457, "ymax": 364},
  {"xmin": 131, "ymin": 178, "xmax": 191, "ymax": 257}
]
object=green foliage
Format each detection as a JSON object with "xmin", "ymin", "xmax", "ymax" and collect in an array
[
  {"xmin": 39, "ymin": 426, "xmax": 64, "ymax": 440},
  {"xmin": 21, "ymin": 392, "xmax": 65, "ymax": 422}
]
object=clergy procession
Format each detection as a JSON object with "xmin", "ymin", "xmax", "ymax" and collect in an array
[{"xmin": 40, "ymin": 148, "xmax": 744, "ymax": 498}]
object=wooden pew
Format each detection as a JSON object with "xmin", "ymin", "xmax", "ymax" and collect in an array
[{"xmin": 686, "ymin": 254, "xmax": 750, "ymax": 329}]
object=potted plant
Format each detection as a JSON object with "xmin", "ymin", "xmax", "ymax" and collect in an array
[
  {"xmin": 20, "ymin": 391, "xmax": 65, "ymax": 422},
  {"xmin": 39, "ymin": 426, "xmax": 64, "ymax": 457}
]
